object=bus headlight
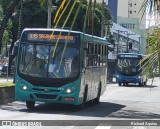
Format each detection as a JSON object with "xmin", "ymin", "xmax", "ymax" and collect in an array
[
  {"xmin": 66, "ymin": 88, "xmax": 71, "ymax": 93},
  {"xmin": 66, "ymin": 86, "xmax": 76, "ymax": 94},
  {"xmin": 116, "ymin": 75, "xmax": 120, "ymax": 78},
  {"xmin": 22, "ymin": 86, "xmax": 28, "ymax": 90},
  {"xmin": 138, "ymin": 76, "xmax": 142, "ymax": 79}
]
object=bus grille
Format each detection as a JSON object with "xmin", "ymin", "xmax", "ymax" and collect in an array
[
  {"xmin": 35, "ymin": 93, "xmax": 57, "ymax": 99},
  {"xmin": 32, "ymin": 88, "xmax": 60, "ymax": 92}
]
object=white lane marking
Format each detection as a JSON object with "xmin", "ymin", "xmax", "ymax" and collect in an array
[{"xmin": 95, "ymin": 124, "xmax": 111, "ymax": 129}]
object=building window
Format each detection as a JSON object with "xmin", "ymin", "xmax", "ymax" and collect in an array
[
  {"xmin": 134, "ymin": 3, "xmax": 136, "ymax": 5},
  {"xmin": 134, "ymin": 11, "xmax": 136, "ymax": 13},
  {"xmin": 129, "ymin": 24, "xmax": 132, "ymax": 29},
  {"xmin": 129, "ymin": 3, "xmax": 132, "ymax": 7},
  {"xmin": 121, "ymin": 23, "xmax": 127, "ymax": 28},
  {"xmin": 119, "ymin": 23, "xmax": 135, "ymax": 29},
  {"xmin": 130, "ymin": 11, "xmax": 132, "ymax": 14},
  {"xmin": 127, "ymin": 24, "xmax": 130, "ymax": 29}
]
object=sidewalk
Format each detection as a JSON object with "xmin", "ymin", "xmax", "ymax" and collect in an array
[
  {"xmin": 107, "ymin": 77, "xmax": 117, "ymax": 84},
  {"xmin": 0, "ymin": 76, "xmax": 15, "ymax": 105},
  {"xmin": 0, "ymin": 76, "xmax": 14, "ymax": 83}
]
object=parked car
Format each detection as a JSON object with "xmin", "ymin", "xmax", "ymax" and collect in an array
[
  {"xmin": 0, "ymin": 64, "xmax": 15, "ymax": 75},
  {"xmin": 0, "ymin": 66, "xmax": 2, "ymax": 75},
  {"xmin": 153, "ymin": 68, "xmax": 159, "ymax": 74}
]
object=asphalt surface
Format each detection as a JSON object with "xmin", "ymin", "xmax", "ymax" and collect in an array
[{"xmin": 0, "ymin": 77, "xmax": 160, "ymax": 129}]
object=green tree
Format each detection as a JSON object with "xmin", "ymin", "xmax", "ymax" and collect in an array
[
  {"xmin": 0, "ymin": 0, "xmax": 20, "ymax": 54},
  {"xmin": 51, "ymin": 0, "xmax": 112, "ymax": 36},
  {"xmin": 140, "ymin": 0, "xmax": 160, "ymax": 79},
  {"xmin": 0, "ymin": 2, "xmax": 14, "ymax": 55},
  {"xmin": 12, "ymin": 0, "xmax": 112, "ymax": 37}
]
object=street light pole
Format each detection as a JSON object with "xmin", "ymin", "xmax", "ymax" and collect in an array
[
  {"xmin": 116, "ymin": 30, "xmax": 120, "ymax": 56},
  {"xmin": 101, "ymin": 0, "xmax": 104, "ymax": 37},
  {"xmin": 47, "ymin": 0, "xmax": 52, "ymax": 28},
  {"xmin": 126, "ymin": 32, "xmax": 136, "ymax": 53}
]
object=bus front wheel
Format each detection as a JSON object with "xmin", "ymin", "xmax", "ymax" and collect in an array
[
  {"xmin": 139, "ymin": 83, "xmax": 142, "ymax": 86},
  {"xmin": 118, "ymin": 83, "xmax": 122, "ymax": 86},
  {"xmin": 26, "ymin": 101, "xmax": 35, "ymax": 109},
  {"xmin": 80, "ymin": 87, "xmax": 88, "ymax": 108}
]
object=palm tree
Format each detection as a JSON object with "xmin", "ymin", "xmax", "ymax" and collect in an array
[{"xmin": 140, "ymin": 0, "xmax": 160, "ymax": 79}]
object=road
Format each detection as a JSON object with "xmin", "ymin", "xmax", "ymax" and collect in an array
[{"xmin": 0, "ymin": 77, "xmax": 160, "ymax": 129}]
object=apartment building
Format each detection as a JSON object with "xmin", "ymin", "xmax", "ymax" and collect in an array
[{"xmin": 118, "ymin": 0, "xmax": 146, "ymax": 29}]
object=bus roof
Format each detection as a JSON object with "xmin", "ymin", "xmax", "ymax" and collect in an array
[{"xmin": 23, "ymin": 28, "xmax": 82, "ymax": 34}]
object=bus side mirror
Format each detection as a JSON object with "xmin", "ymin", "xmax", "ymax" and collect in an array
[
  {"xmin": 12, "ymin": 45, "xmax": 18, "ymax": 57},
  {"xmin": 11, "ymin": 40, "xmax": 19, "ymax": 57}
]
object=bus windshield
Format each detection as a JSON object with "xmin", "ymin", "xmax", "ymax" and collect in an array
[
  {"xmin": 18, "ymin": 43, "xmax": 79, "ymax": 79},
  {"xmin": 116, "ymin": 58, "xmax": 141, "ymax": 76}
]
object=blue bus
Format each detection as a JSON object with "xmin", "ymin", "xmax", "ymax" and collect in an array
[
  {"xmin": 14, "ymin": 28, "xmax": 108, "ymax": 109},
  {"xmin": 115, "ymin": 53, "xmax": 147, "ymax": 86}
]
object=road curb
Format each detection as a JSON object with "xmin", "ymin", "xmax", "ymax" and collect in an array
[{"xmin": 0, "ymin": 86, "xmax": 15, "ymax": 105}]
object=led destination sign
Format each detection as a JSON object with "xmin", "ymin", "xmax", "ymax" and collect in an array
[
  {"xmin": 21, "ymin": 30, "xmax": 80, "ymax": 44},
  {"xmin": 119, "ymin": 54, "xmax": 139, "ymax": 58},
  {"xmin": 28, "ymin": 33, "xmax": 74, "ymax": 41}
]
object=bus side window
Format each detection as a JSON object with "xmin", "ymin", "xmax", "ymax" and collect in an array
[
  {"xmin": 90, "ymin": 43, "xmax": 94, "ymax": 66},
  {"xmin": 86, "ymin": 42, "xmax": 90, "ymax": 67},
  {"xmin": 98, "ymin": 44, "xmax": 101, "ymax": 67},
  {"xmin": 95, "ymin": 44, "xmax": 98, "ymax": 67},
  {"xmin": 104, "ymin": 45, "xmax": 107, "ymax": 66},
  {"xmin": 100, "ymin": 44, "xmax": 103, "ymax": 67},
  {"xmin": 82, "ymin": 41, "xmax": 88, "ymax": 68}
]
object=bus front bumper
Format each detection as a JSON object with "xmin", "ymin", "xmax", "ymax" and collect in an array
[
  {"xmin": 116, "ymin": 76, "xmax": 141, "ymax": 84},
  {"xmin": 15, "ymin": 87, "xmax": 79, "ymax": 105}
]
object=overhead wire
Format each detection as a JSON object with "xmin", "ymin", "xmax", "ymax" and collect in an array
[
  {"xmin": 52, "ymin": 0, "xmax": 78, "ymax": 59},
  {"xmin": 59, "ymin": 0, "xmax": 83, "ymax": 68}
]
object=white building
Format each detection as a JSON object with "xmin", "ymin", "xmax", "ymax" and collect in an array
[{"xmin": 118, "ymin": 0, "xmax": 146, "ymax": 29}]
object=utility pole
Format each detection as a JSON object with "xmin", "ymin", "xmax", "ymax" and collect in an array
[
  {"xmin": 47, "ymin": 0, "xmax": 52, "ymax": 28},
  {"xmin": 126, "ymin": 32, "xmax": 136, "ymax": 53},
  {"xmin": 17, "ymin": 0, "xmax": 23, "ymax": 40},
  {"xmin": 116, "ymin": 30, "xmax": 137, "ymax": 54},
  {"xmin": 101, "ymin": 0, "xmax": 104, "ymax": 37},
  {"xmin": 115, "ymin": 30, "xmax": 121, "ymax": 56},
  {"xmin": 138, "ymin": 36, "xmax": 141, "ymax": 53},
  {"xmin": 92, "ymin": 0, "xmax": 96, "ymax": 36}
]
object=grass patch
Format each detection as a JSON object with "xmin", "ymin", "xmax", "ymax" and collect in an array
[{"xmin": 0, "ymin": 82, "xmax": 15, "ymax": 87}]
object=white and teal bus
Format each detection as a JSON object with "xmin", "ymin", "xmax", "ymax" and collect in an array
[{"xmin": 15, "ymin": 28, "xmax": 108, "ymax": 109}]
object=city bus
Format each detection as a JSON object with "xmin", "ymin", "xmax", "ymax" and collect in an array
[
  {"xmin": 14, "ymin": 28, "xmax": 108, "ymax": 109},
  {"xmin": 115, "ymin": 53, "xmax": 147, "ymax": 86}
]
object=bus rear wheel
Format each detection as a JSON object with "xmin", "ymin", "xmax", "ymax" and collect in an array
[
  {"xmin": 93, "ymin": 85, "xmax": 101, "ymax": 104},
  {"xmin": 143, "ymin": 82, "xmax": 146, "ymax": 86},
  {"xmin": 26, "ymin": 101, "xmax": 35, "ymax": 109}
]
